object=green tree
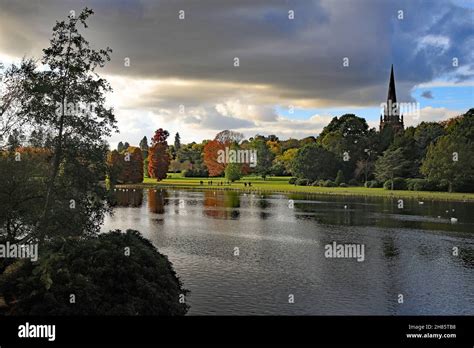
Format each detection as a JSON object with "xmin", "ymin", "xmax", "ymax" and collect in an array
[
  {"xmin": 139, "ymin": 136, "xmax": 149, "ymax": 151},
  {"xmin": 17, "ymin": 8, "xmax": 117, "ymax": 242},
  {"xmin": 275, "ymin": 148, "xmax": 298, "ymax": 175},
  {"xmin": 374, "ymin": 148, "xmax": 409, "ymax": 190},
  {"xmin": 249, "ymin": 138, "xmax": 274, "ymax": 179},
  {"xmin": 117, "ymin": 141, "xmax": 124, "ymax": 152},
  {"xmin": 174, "ymin": 132, "xmax": 181, "ymax": 151},
  {"xmin": 421, "ymin": 136, "xmax": 473, "ymax": 192},
  {"xmin": 225, "ymin": 162, "xmax": 242, "ymax": 182},
  {"xmin": 292, "ymin": 144, "xmax": 338, "ymax": 182}
]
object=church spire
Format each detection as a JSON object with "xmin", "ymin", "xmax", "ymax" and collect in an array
[
  {"xmin": 387, "ymin": 64, "xmax": 397, "ymax": 104},
  {"xmin": 380, "ymin": 64, "xmax": 404, "ymax": 134}
]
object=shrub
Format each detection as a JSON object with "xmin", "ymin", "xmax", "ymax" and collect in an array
[
  {"xmin": 311, "ymin": 181, "xmax": 319, "ymax": 186},
  {"xmin": 0, "ymin": 230, "xmax": 189, "ymax": 315},
  {"xmin": 334, "ymin": 170, "xmax": 345, "ymax": 186},
  {"xmin": 323, "ymin": 180, "xmax": 336, "ymax": 187},
  {"xmin": 383, "ymin": 177, "xmax": 407, "ymax": 190},
  {"xmin": 370, "ymin": 180, "xmax": 382, "ymax": 188},
  {"xmin": 339, "ymin": 183, "xmax": 348, "ymax": 187},
  {"xmin": 182, "ymin": 168, "xmax": 208, "ymax": 177},
  {"xmin": 295, "ymin": 178, "xmax": 310, "ymax": 186},
  {"xmin": 348, "ymin": 179, "xmax": 359, "ymax": 186},
  {"xmin": 288, "ymin": 177, "xmax": 297, "ymax": 185}
]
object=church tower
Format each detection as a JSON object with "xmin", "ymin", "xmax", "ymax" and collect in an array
[{"xmin": 379, "ymin": 65, "xmax": 404, "ymax": 133}]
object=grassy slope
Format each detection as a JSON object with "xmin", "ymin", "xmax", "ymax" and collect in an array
[{"xmin": 115, "ymin": 174, "xmax": 474, "ymax": 202}]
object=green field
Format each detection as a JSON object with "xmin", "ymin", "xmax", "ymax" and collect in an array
[{"xmin": 114, "ymin": 174, "xmax": 474, "ymax": 202}]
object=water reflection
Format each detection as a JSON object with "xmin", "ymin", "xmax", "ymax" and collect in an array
[
  {"xmin": 110, "ymin": 188, "xmax": 143, "ymax": 207},
  {"xmin": 203, "ymin": 191, "xmax": 241, "ymax": 220},
  {"xmin": 148, "ymin": 189, "xmax": 167, "ymax": 214},
  {"xmin": 103, "ymin": 188, "xmax": 474, "ymax": 315}
]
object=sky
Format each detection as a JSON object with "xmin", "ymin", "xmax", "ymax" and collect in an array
[{"xmin": 0, "ymin": 0, "xmax": 473, "ymax": 148}]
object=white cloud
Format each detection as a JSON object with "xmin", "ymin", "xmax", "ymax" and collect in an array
[{"xmin": 416, "ymin": 35, "xmax": 451, "ymax": 54}]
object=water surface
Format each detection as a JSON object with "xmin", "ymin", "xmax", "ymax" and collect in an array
[{"xmin": 103, "ymin": 188, "xmax": 474, "ymax": 315}]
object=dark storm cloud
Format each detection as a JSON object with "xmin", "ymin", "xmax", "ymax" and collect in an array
[{"xmin": 0, "ymin": 0, "xmax": 472, "ymax": 108}]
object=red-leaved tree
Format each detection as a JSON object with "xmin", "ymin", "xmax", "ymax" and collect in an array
[{"xmin": 148, "ymin": 128, "xmax": 170, "ymax": 181}]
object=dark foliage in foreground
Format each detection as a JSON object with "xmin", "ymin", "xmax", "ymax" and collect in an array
[{"xmin": 0, "ymin": 230, "xmax": 189, "ymax": 315}]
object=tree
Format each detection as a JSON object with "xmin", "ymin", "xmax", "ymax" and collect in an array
[
  {"xmin": 225, "ymin": 162, "xmax": 242, "ymax": 182},
  {"xmin": 214, "ymin": 130, "xmax": 243, "ymax": 144},
  {"xmin": 375, "ymin": 148, "xmax": 409, "ymax": 190},
  {"xmin": 123, "ymin": 141, "xmax": 130, "ymax": 149},
  {"xmin": 13, "ymin": 8, "xmax": 117, "ymax": 242},
  {"xmin": 174, "ymin": 132, "xmax": 181, "ymax": 151},
  {"xmin": 0, "ymin": 147, "xmax": 51, "ymax": 243},
  {"xmin": 420, "ymin": 110, "xmax": 474, "ymax": 192},
  {"xmin": 421, "ymin": 136, "xmax": 473, "ymax": 192},
  {"xmin": 28, "ymin": 129, "xmax": 46, "ymax": 147},
  {"xmin": 335, "ymin": 170, "xmax": 345, "ymax": 186},
  {"xmin": 148, "ymin": 143, "xmax": 170, "ymax": 181},
  {"xmin": 148, "ymin": 128, "xmax": 170, "ymax": 181},
  {"xmin": 139, "ymin": 136, "xmax": 149, "ymax": 151},
  {"xmin": 117, "ymin": 141, "xmax": 124, "ymax": 152},
  {"xmin": 118, "ymin": 146, "xmax": 143, "ymax": 184},
  {"xmin": 318, "ymin": 114, "xmax": 371, "ymax": 181},
  {"xmin": 250, "ymin": 138, "xmax": 274, "ymax": 179},
  {"xmin": 292, "ymin": 144, "xmax": 338, "ymax": 182},
  {"xmin": 0, "ymin": 230, "xmax": 189, "ymax": 315},
  {"xmin": 139, "ymin": 136, "xmax": 149, "ymax": 177},
  {"xmin": 414, "ymin": 122, "xmax": 445, "ymax": 158},
  {"xmin": 151, "ymin": 128, "xmax": 169, "ymax": 145},
  {"xmin": 203, "ymin": 139, "xmax": 226, "ymax": 176},
  {"xmin": 275, "ymin": 148, "xmax": 298, "ymax": 175},
  {"xmin": 0, "ymin": 59, "xmax": 37, "ymax": 149}
]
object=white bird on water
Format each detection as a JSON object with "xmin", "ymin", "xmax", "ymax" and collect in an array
[{"xmin": 450, "ymin": 217, "xmax": 458, "ymax": 223}]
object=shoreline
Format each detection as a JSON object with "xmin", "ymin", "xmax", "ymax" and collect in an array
[{"xmin": 115, "ymin": 181, "xmax": 474, "ymax": 202}]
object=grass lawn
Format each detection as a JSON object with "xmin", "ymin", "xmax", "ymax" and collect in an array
[{"xmin": 114, "ymin": 173, "xmax": 474, "ymax": 202}]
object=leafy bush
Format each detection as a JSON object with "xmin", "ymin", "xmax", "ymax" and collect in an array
[
  {"xmin": 182, "ymin": 168, "xmax": 208, "ymax": 177},
  {"xmin": 370, "ymin": 180, "xmax": 382, "ymax": 188},
  {"xmin": 0, "ymin": 230, "xmax": 189, "ymax": 315},
  {"xmin": 348, "ymin": 179, "xmax": 359, "ymax": 186},
  {"xmin": 288, "ymin": 177, "xmax": 297, "ymax": 185},
  {"xmin": 383, "ymin": 178, "xmax": 407, "ymax": 190},
  {"xmin": 323, "ymin": 180, "xmax": 337, "ymax": 187},
  {"xmin": 334, "ymin": 170, "xmax": 345, "ymax": 186},
  {"xmin": 295, "ymin": 178, "xmax": 310, "ymax": 186},
  {"xmin": 311, "ymin": 181, "xmax": 319, "ymax": 186},
  {"xmin": 406, "ymin": 178, "xmax": 438, "ymax": 191}
]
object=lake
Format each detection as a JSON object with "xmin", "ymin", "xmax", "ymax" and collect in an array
[{"xmin": 102, "ymin": 188, "xmax": 474, "ymax": 315}]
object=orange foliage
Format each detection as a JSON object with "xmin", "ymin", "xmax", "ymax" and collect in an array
[{"xmin": 203, "ymin": 140, "xmax": 226, "ymax": 177}]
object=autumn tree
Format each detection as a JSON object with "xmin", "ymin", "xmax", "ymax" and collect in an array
[
  {"xmin": 148, "ymin": 128, "xmax": 170, "ymax": 181},
  {"xmin": 203, "ymin": 139, "xmax": 226, "ymax": 176}
]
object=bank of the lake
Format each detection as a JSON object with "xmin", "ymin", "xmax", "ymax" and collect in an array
[{"xmin": 115, "ymin": 175, "xmax": 474, "ymax": 202}]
